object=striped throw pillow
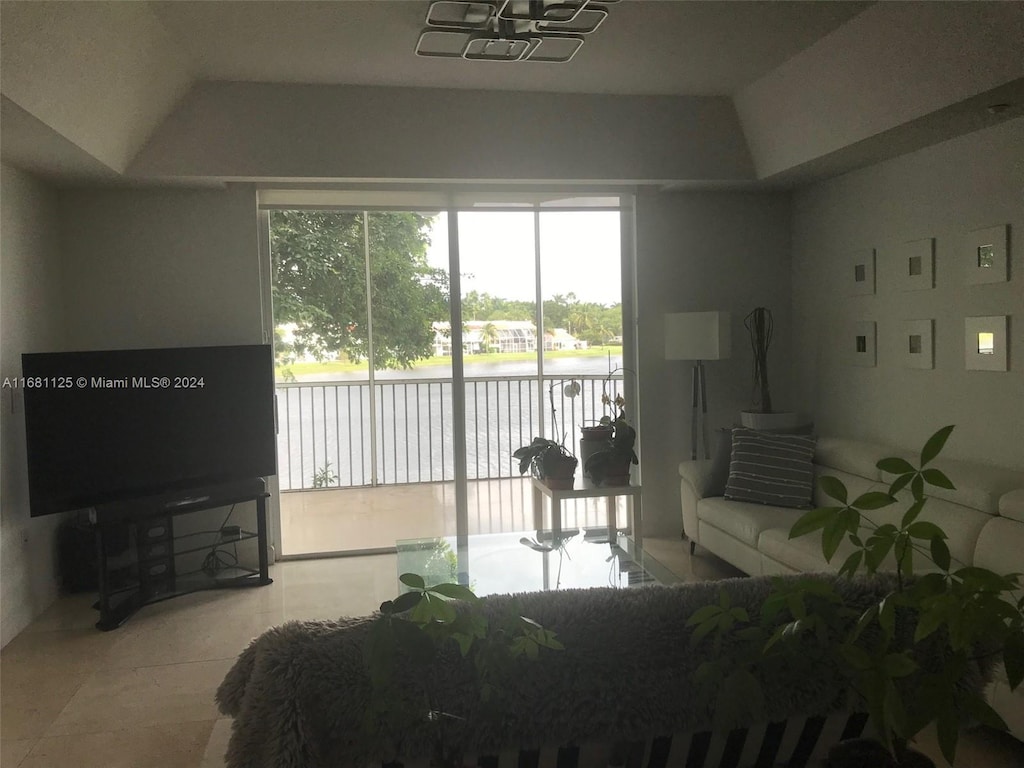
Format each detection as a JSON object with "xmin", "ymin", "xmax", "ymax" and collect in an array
[{"xmin": 724, "ymin": 428, "xmax": 817, "ymax": 508}]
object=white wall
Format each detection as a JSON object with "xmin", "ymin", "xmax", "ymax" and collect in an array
[
  {"xmin": 0, "ymin": 1, "xmax": 194, "ymax": 173},
  {"xmin": 59, "ymin": 184, "xmax": 263, "ymax": 349},
  {"xmin": 791, "ymin": 119, "xmax": 1024, "ymax": 468},
  {"xmin": 129, "ymin": 82, "xmax": 753, "ymax": 185},
  {"xmin": 635, "ymin": 189, "xmax": 794, "ymax": 537},
  {"xmin": 1, "ymin": 163, "xmax": 67, "ymax": 646},
  {"xmin": 735, "ymin": 2, "xmax": 1024, "ymax": 179}
]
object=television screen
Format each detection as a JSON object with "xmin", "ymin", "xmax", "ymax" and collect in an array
[{"xmin": 22, "ymin": 344, "xmax": 277, "ymax": 516}]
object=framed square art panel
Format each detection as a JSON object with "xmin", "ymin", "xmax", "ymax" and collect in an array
[
  {"xmin": 896, "ymin": 238, "xmax": 935, "ymax": 291},
  {"xmin": 850, "ymin": 321, "xmax": 877, "ymax": 367},
  {"xmin": 902, "ymin": 319, "xmax": 934, "ymax": 369},
  {"xmin": 965, "ymin": 225, "xmax": 1008, "ymax": 284},
  {"xmin": 847, "ymin": 249, "xmax": 876, "ymax": 295},
  {"xmin": 965, "ymin": 316, "xmax": 1007, "ymax": 371}
]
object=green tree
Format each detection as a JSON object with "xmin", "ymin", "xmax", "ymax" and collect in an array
[
  {"xmin": 271, "ymin": 211, "xmax": 449, "ymax": 369},
  {"xmin": 481, "ymin": 322, "xmax": 500, "ymax": 353}
]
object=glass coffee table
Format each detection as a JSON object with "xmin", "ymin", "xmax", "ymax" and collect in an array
[{"xmin": 395, "ymin": 528, "xmax": 679, "ymax": 596}]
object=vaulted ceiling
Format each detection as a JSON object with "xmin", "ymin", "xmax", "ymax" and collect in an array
[{"xmin": 2, "ymin": 1, "xmax": 1023, "ymax": 188}]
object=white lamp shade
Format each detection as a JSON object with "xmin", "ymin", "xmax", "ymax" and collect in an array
[{"xmin": 664, "ymin": 311, "xmax": 731, "ymax": 360}]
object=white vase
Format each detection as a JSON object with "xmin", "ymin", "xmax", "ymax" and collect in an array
[{"xmin": 740, "ymin": 411, "xmax": 806, "ymax": 431}]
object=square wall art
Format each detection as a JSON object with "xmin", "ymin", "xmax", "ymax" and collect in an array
[
  {"xmin": 850, "ymin": 321, "xmax": 877, "ymax": 367},
  {"xmin": 964, "ymin": 315, "xmax": 1007, "ymax": 371},
  {"xmin": 897, "ymin": 238, "xmax": 935, "ymax": 291},
  {"xmin": 902, "ymin": 319, "xmax": 934, "ymax": 369},
  {"xmin": 848, "ymin": 249, "xmax": 876, "ymax": 295},
  {"xmin": 965, "ymin": 224, "xmax": 1009, "ymax": 284}
]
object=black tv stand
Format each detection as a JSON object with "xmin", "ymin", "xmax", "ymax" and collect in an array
[{"xmin": 91, "ymin": 480, "xmax": 273, "ymax": 631}]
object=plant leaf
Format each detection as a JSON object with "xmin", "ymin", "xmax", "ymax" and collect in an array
[
  {"xmin": 965, "ymin": 692, "xmax": 1009, "ymax": 731},
  {"xmin": 901, "ymin": 499, "xmax": 926, "ymax": 528},
  {"xmin": 789, "ymin": 507, "xmax": 841, "ymax": 539},
  {"xmin": 937, "ymin": 706, "xmax": 959, "ymax": 765},
  {"xmin": 922, "ymin": 468, "xmax": 956, "ymax": 490},
  {"xmin": 888, "ymin": 473, "xmax": 914, "ymax": 497},
  {"xmin": 911, "ymin": 473, "xmax": 924, "ymax": 501},
  {"xmin": 399, "ymin": 572, "xmax": 426, "ymax": 589},
  {"xmin": 687, "ymin": 605, "xmax": 724, "ymax": 626},
  {"xmin": 389, "ymin": 590, "xmax": 423, "ymax": 614},
  {"xmin": 914, "ymin": 603, "xmax": 948, "ymax": 643},
  {"xmin": 920, "ymin": 425, "xmax": 955, "ymax": 466},
  {"xmin": 839, "ymin": 550, "xmax": 864, "ymax": 578},
  {"xmin": 882, "ymin": 652, "xmax": 917, "ymax": 678},
  {"xmin": 822, "ymin": 519, "xmax": 846, "ymax": 562},
  {"xmin": 431, "ymin": 583, "xmax": 479, "ymax": 601},
  {"xmin": 818, "ymin": 475, "xmax": 848, "ymax": 504},
  {"xmin": 878, "ymin": 596, "xmax": 895, "ymax": 639},
  {"xmin": 852, "ymin": 491, "xmax": 895, "ymax": 511},
  {"xmin": 877, "ymin": 457, "xmax": 916, "ymax": 475},
  {"xmin": 930, "ymin": 537, "xmax": 952, "ymax": 571},
  {"xmin": 907, "ymin": 521, "xmax": 946, "ymax": 541},
  {"xmin": 1005, "ymin": 630, "xmax": 1024, "ymax": 689}
]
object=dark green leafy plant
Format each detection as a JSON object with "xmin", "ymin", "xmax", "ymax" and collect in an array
[
  {"xmin": 583, "ymin": 370, "xmax": 638, "ymax": 485},
  {"xmin": 512, "ymin": 437, "xmax": 577, "ymax": 480},
  {"xmin": 687, "ymin": 426, "xmax": 1024, "ymax": 765},
  {"xmin": 365, "ymin": 573, "xmax": 563, "ymax": 768}
]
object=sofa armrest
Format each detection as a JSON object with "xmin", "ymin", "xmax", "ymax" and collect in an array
[{"xmin": 679, "ymin": 460, "xmax": 717, "ymax": 541}]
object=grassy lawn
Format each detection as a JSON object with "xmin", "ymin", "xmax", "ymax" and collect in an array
[{"xmin": 278, "ymin": 346, "xmax": 622, "ymax": 378}]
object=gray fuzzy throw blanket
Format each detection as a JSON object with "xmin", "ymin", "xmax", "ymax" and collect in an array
[{"xmin": 216, "ymin": 574, "xmax": 988, "ymax": 768}]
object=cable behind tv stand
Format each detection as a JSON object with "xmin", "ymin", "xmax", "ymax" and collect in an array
[{"xmin": 90, "ymin": 479, "xmax": 273, "ymax": 631}]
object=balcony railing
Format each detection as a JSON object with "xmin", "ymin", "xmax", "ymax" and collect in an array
[{"xmin": 276, "ymin": 374, "xmax": 623, "ymax": 491}]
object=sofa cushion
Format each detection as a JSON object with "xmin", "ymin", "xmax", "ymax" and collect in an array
[
  {"xmin": 885, "ymin": 454, "xmax": 1023, "ymax": 516},
  {"xmin": 698, "ymin": 496, "xmax": 804, "ymax": 548},
  {"xmin": 725, "ymin": 428, "xmax": 816, "ymax": 508},
  {"xmin": 759, "ymin": 494, "xmax": 988, "ymax": 574},
  {"xmin": 813, "ymin": 437, "xmax": 891, "ymax": 481},
  {"xmin": 999, "ymin": 488, "xmax": 1024, "ymax": 524},
  {"xmin": 974, "ymin": 516, "xmax": 1024, "ymax": 575}
]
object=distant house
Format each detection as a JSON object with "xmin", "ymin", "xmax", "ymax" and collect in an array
[{"xmin": 433, "ymin": 321, "xmax": 581, "ymax": 355}]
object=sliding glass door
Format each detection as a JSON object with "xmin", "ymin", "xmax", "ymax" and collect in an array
[{"xmin": 259, "ymin": 192, "xmax": 634, "ymax": 558}]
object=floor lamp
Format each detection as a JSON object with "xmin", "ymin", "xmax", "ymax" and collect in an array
[{"xmin": 665, "ymin": 312, "xmax": 731, "ymax": 460}]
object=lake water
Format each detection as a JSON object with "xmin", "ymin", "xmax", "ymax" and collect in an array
[{"xmin": 277, "ymin": 354, "xmax": 626, "ymax": 489}]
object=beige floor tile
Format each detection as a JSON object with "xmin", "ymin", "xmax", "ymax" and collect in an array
[
  {"xmin": 44, "ymin": 659, "xmax": 231, "ymax": 737},
  {"xmin": 1, "ymin": 738, "xmax": 35, "ymax": 767},
  {"xmin": 0, "ymin": 670, "xmax": 92, "ymax": 740},
  {"xmin": 99, "ymin": 609, "xmax": 272, "ymax": 670},
  {"xmin": 198, "ymin": 718, "xmax": 232, "ymax": 768},
  {"xmin": 0, "ymin": 626, "xmax": 120, "ymax": 678},
  {"xmin": 20, "ymin": 721, "xmax": 214, "ymax": 768},
  {"xmin": 20, "ymin": 593, "xmax": 99, "ymax": 633},
  {"xmin": 641, "ymin": 536, "xmax": 745, "ymax": 583}
]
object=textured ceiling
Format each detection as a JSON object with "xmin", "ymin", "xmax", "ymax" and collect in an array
[{"xmin": 148, "ymin": 0, "xmax": 871, "ymax": 96}]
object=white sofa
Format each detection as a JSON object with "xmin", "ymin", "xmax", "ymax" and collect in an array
[{"xmin": 678, "ymin": 435, "xmax": 1024, "ymax": 741}]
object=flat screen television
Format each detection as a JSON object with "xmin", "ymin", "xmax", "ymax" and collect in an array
[{"xmin": 22, "ymin": 344, "xmax": 277, "ymax": 517}]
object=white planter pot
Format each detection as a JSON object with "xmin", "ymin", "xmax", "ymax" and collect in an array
[{"xmin": 740, "ymin": 411, "xmax": 805, "ymax": 431}]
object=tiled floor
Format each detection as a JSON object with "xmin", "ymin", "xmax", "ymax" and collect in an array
[{"xmin": 2, "ymin": 537, "xmax": 1022, "ymax": 768}]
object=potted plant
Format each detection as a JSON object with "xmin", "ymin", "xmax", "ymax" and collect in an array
[
  {"xmin": 364, "ymin": 573, "xmax": 563, "ymax": 768},
  {"xmin": 512, "ymin": 437, "xmax": 578, "ymax": 489},
  {"xmin": 513, "ymin": 379, "xmax": 580, "ymax": 489},
  {"xmin": 583, "ymin": 372, "xmax": 638, "ymax": 486},
  {"xmin": 739, "ymin": 307, "xmax": 802, "ymax": 430},
  {"xmin": 687, "ymin": 426, "xmax": 1024, "ymax": 766}
]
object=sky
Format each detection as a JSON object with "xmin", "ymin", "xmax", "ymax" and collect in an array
[{"xmin": 425, "ymin": 210, "xmax": 622, "ymax": 306}]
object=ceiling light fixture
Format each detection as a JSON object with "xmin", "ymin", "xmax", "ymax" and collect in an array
[{"xmin": 416, "ymin": 0, "xmax": 615, "ymax": 63}]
